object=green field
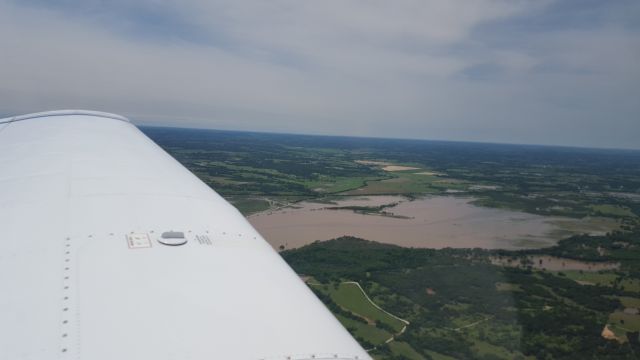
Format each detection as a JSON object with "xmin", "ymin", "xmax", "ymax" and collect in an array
[
  {"xmin": 225, "ymin": 197, "xmax": 272, "ymax": 215},
  {"xmin": 385, "ymin": 341, "xmax": 427, "ymax": 360},
  {"xmin": 322, "ymin": 282, "xmax": 405, "ymax": 332},
  {"xmin": 619, "ymin": 297, "xmax": 640, "ymax": 308},
  {"xmin": 345, "ymin": 171, "xmax": 467, "ymax": 196},
  {"xmin": 336, "ymin": 314, "xmax": 393, "ymax": 346},
  {"xmin": 304, "ymin": 175, "xmax": 387, "ymax": 194},
  {"xmin": 609, "ymin": 311, "xmax": 640, "ymax": 329},
  {"xmin": 424, "ymin": 349, "xmax": 457, "ymax": 360},
  {"xmin": 472, "ymin": 339, "xmax": 526, "ymax": 359},
  {"xmin": 308, "ymin": 281, "xmax": 419, "ymax": 359},
  {"xmin": 561, "ymin": 270, "xmax": 618, "ymax": 286},
  {"xmin": 621, "ymin": 279, "xmax": 640, "ymax": 292},
  {"xmin": 590, "ymin": 204, "xmax": 636, "ymax": 218}
]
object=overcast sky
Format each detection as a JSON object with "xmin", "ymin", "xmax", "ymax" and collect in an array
[{"xmin": 1, "ymin": 0, "xmax": 638, "ymax": 149}]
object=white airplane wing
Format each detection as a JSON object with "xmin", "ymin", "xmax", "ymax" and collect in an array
[{"xmin": 0, "ymin": 110, "xmax": 370, "ymax": 360}]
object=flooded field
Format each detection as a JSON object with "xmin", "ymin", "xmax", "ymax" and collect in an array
[
  {"xmin": 249, "ymin": 196, "xmax": 616, "ymax": 250},
  {"xmin": 491, "ymin": 255, "xmax": 619, "ymax": 271}
]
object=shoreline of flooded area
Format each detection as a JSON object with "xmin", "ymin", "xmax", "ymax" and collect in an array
[{"xmin": 248, "ymin": 195, "xmax": 616, "ymax": 250}]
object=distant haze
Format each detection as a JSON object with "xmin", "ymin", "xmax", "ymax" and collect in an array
[{"xmin": 0, "ymin": 0, "xmax": 638, "ymax": 149}]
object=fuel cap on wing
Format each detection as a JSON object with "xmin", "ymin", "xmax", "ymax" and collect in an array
[{"xmin": 158, "ymin": 231, "xmax": 188, "ymax": 246}]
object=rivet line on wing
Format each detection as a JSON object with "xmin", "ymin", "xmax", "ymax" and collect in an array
[{"xmin": 60, "ymin": 236, "xmax": 72, "ymax": 355}]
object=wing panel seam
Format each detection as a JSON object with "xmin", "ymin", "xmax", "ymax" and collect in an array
[{"xmin": 0, "ymin": 110, "xmax": 130, "ymax": 125}]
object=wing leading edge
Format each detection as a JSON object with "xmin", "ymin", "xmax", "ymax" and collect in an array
[{"xmin": 0, "ymin": 110, "xmax": 370, "ymax": 360}]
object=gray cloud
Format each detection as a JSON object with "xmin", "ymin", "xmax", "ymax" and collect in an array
[{"xmin": 0, "ymin": 0, "xmax": 638, "ymax": 149}]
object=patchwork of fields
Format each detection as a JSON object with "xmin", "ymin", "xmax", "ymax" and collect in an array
[{"xmin": 144, "ymin": 127, "xmax": 640, "ymax": 359}]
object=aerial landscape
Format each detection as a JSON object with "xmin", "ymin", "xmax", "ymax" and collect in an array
[
  {"xmin": 145, "ymin": 126, "xmax": 640, "ymax": 359},
  {"xmin": 1, "ymin": 0, "xmax": 638, "ymax": 359}
]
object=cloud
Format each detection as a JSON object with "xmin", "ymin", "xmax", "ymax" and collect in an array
[{"xmin": 0, "ymin": 0, "xmax": 638, "ymax": 149}]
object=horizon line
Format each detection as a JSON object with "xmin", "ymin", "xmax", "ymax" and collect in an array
[{"xmin": 136, "ymin": 122, "xmax": 640, "ymax": 153}]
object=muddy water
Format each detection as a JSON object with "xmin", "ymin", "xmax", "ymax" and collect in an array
[
  {"xmin": 491, "ymin": 256, "xmax": 619, "ymax": 271},
  {"xmin": 249, "ymin": 196, "xmax": 607, "ymax": 250}
]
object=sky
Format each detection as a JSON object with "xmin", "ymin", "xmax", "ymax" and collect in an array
[{"xmin": 0, "ymin": 0, "xmax": 638, "ymax": 149}]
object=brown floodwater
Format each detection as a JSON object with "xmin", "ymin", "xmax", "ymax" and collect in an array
[
  {"xmin": 491, "ymin": 256, "xmax": 619, "ymax": 271},
  {"xmin": 248, "ymin": 196, "xmax": 614, "ymax": 250}
]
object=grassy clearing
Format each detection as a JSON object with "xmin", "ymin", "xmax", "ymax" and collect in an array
[
  {"xmin": 621, "ymin": 279, "xmax": 640, "ymax": 292},
  {"xmin": 304, "ymin": 176, "xmax": 387, "ymax": 194},
  {"xmin": 309, "ymin": 280, "xmax": 421, "ymax": 359},
  {"xmin": 495, "ymin": 282, "xmax": 521, "ymax": 292},
  {"xmin": 228, "ymin": 197, "xmax": 271, "ymax": 215},
  {"xmin": 336, "ymin": 314, "xmax": 392, "ymax": 345},
  {"xmin": 345, "ymin": 172, "xmax": 462, "ymax": 195},
  {"xmin": 424, "ymin": 350, "xmax": 457, "ymax": 360},
  {"xmin": 449, "ymin": 314, "xmax": 488, "ymax": 329},
  {"xmin": 609, "ymin": 311, "xmax": 640, "ymax": 332},
  {"xmin": 590, "ymin": 204, "xmax": 636, "ymax": 218},
  {"xmin": 472, "ymin": 340, "xmax": 522, "ymax": 359},
  {"xmin": 443, "ymin": 302, "xmax": 471, "ymax": 311},
  {"xmin": 326, "ymin": 282, "xmax": 405, "ymax": 332},
  {"xmin": 619, "ymin": 296, "xmax": 640, "ymax": 308},
  {"xmin": 551, "ymin": 217, "xmax": 620, "ymax": 235},
  {"xmin": 608, "ymin": 323, "xmax": 627, "ymax": 340},
  {"xmin": 386, "ymin": 341, "xmax": 425, "ymax": 360},
  {"xmin": 561, "ymin": 270, "xmax": 617, "ymax": 286}
]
